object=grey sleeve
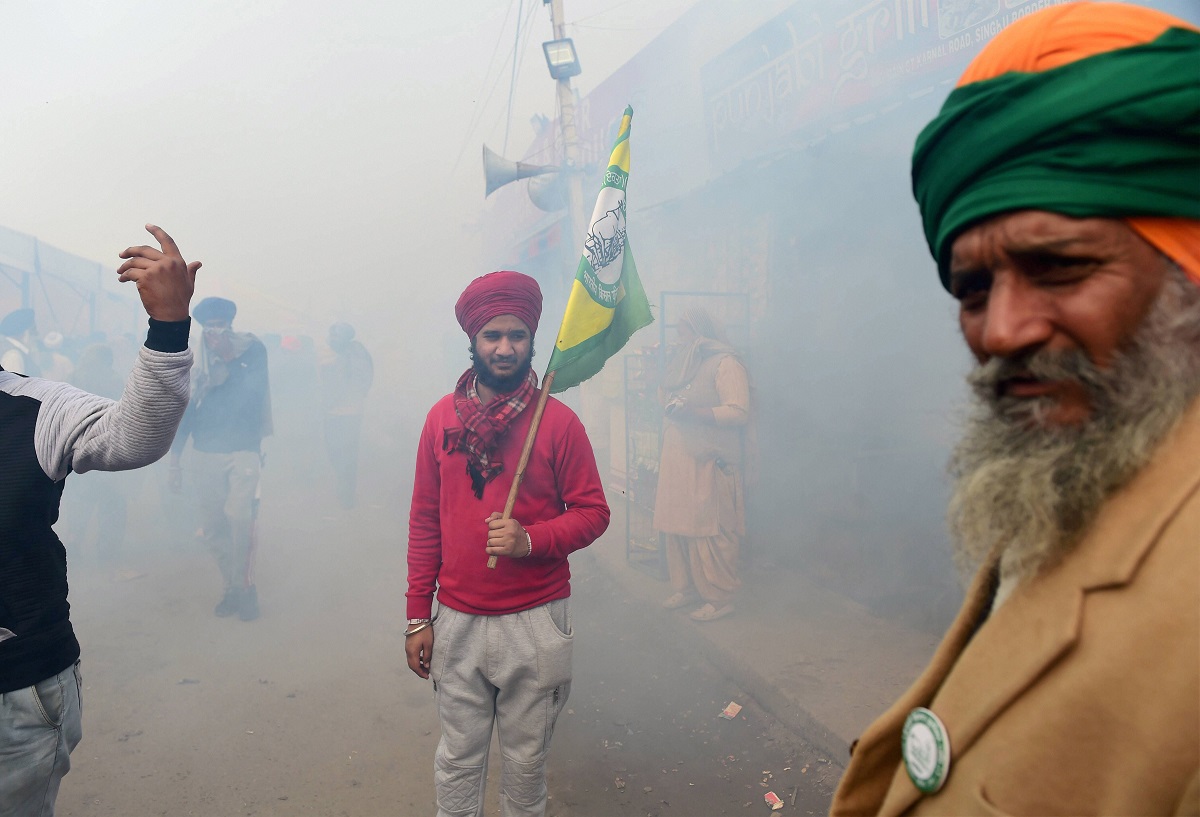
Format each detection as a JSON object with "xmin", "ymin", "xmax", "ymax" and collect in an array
[{"xmin": 14, "ymin": 346, "xmax": 193, "ymax": 481}]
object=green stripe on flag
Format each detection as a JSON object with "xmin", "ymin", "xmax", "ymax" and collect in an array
[{"xmin": 548, "ymin": 244, "xmax": 651, "ymax": 392}]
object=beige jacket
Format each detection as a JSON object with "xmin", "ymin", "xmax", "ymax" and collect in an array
[{"xmin": 832, "ymin": 398, "xmax": 1200, "ymax": 816}]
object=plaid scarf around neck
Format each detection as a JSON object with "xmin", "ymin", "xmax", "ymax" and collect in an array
[{"xmin": 452, "ymin": 367, "xmax": 538, "ymax": 498}]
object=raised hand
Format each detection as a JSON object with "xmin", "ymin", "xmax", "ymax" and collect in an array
[{"xmin": 116, "ymin": 224, "xmax": 201, "ymax": 322}]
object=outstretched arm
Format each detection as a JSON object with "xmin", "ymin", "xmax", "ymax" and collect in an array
[{"xmin": 20, "ymin": 225, "xmax": 200, "ymax": 480}]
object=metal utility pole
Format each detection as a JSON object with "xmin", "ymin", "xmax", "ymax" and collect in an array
[{"xmin": 547, "ymin": 0, "xmax": 587, "ymax": 252}]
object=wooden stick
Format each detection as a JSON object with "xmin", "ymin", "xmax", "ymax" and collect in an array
[{"xmin": 487, "ymin": 371, "xmax": 557, "ymax": 569}]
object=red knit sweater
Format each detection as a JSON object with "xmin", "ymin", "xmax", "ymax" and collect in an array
[{"xmin": 405, "ymin": 392, "xmax": 610, "ymax": 618}]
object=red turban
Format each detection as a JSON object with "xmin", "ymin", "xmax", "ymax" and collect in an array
[{"xmin": 455, "ymin": 270, "xmax": 543, "ymax": 339}]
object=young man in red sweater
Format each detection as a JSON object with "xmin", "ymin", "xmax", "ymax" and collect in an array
[{"xmin": 404, "ymin": 270, "xmax": 610, "ymax": 817}]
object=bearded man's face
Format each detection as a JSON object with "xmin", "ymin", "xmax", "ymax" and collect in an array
[
  {"xmin": 470, "ymin": 314, "xmax": 534, "ymax": 394},
  {"xmin": 945, "ymin": 212, "xmax": 1200, "ymax": 583},
  {"xmin": 949, "ymin": 211, "xmax": 1175, "ymax": 427}
]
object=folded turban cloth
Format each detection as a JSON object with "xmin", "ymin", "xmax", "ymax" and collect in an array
[
  {"xmin": 912, "ymin": 2, "xmax": 1200, "ymax": 290},
  {"xmin": 455, "ymin": 270, "xmax": 542, "ymax": 339},
  {"xmin": 193, "ymin": 296, "xmax": 237, "ymax": 324}
]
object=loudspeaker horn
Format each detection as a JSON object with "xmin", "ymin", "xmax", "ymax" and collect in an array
[
  {"xmin": 527, "ymin": 172, "xmax": 568, "ymax": 212},
  {"xmin": 483, "ymin": 144, "xmax": 557, "ymax": 198}
]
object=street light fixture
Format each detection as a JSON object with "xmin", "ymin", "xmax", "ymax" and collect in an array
[{"xmin": 542, "ymin": 38, "xmax": 581, "ymax": 80}]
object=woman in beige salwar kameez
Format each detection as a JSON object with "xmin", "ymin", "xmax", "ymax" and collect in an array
[{"xmin": 653, "ymin": 308, "xmax": 749, "ymax": 622}]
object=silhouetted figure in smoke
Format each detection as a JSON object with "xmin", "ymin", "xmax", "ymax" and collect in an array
[
  {"xmin": 320, "ymin": 322, "xmax": 373, "ymax": 509},
  {"xmin": 654, "ymin": 307, "xmax": 750, "ymax": 622},
  {"xmin": 169, "ymin": 296, "xmax": 272, "ymax": 622},
  {"xmin": 404, "ymin": 271, "xmax": 609, "ymax": 817},
  {"xmin": 268, "ymin": 334, "xmax": 321, "ymax": 474},
  {"xmin": 832, "ymin": 5, "xmax": 1200, "ymax": 814},
  {"xmin": 0, "ymin": 307, "xmax": 41, "ymax": 376},
  {"xmin": 0, "ymin": 225, "xmax": 197, "ymax": 816}
]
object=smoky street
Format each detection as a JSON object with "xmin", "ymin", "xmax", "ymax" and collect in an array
[
  {"xmin": 54, "ymin": 467, "xmax": 834, "ymax": 817},
  {"xmin": 6, "ymin": 2, "xmax": 1198, "ymax": 816}
]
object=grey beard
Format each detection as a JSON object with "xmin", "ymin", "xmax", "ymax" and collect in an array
[{"xmin": 947, "ymin": 266, "xmax": 1200, "ymax": 586}]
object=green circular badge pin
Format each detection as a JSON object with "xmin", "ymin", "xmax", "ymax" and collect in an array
[{"xmin": 902, "ymin": 707, "xmax": 951, "ymax": 794}]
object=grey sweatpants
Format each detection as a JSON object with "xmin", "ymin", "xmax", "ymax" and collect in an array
[
  {"xmin": 429, "ymin": 599, "xmax": 572, "ymax": 817},
  {"xmin": 191, "ymin": 450, "xmax": 260, "ymax": 591}
]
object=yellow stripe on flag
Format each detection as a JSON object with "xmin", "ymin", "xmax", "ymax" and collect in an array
[
  {"xmin": 555, "ymin": 279, "xmax": 615, "ymax": 350},
  {"xmin": 610, "ymin": 138, "xmax": 630, "ymax": 174}
]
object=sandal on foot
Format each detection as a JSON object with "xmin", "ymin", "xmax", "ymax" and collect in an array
[
  {"xmin": 662, "ymin": 591, "xmax": 698, "ymax": 610},
  {"xmin": 689, "ymin": 603, "xmax": 734, "ymax": 622}
]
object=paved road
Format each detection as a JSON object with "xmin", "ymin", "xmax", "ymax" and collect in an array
[
  {"xmin": 552, "ymin": 562, "xmax": 837, "ymax": 816},
  {"xmin": 54, "ymin": 477, "xmax": 835, "ymax": 816}
]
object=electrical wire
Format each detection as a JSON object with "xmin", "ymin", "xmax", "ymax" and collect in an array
[
  {"xmin": 483, "ymin": 0, "xmax": 544, "ymax": 164},
  {"xmin": 502, "ymin": 0, "xmax": 524, "ymax": 156},
  {"xmin": 450, "ymin": 0, "xmax": 520, "ymax": 174},
  {"xmin": 570, "ymin": 0, "xmax": 643, "ymax": 24},
  {"xmin": 499, "ymin": 0, "xmax": 542, "ymax": 155},
  {"xmin": 570, "ymin": 21, "xmax": 676, "ymax": 31},
  {"xmin": 569, "ymin": 0, "xmax": 698, "ymax": 34},
  {"xmin": 456, "ymin": 0, "xmax": 699, "ymax": 178},
  {"xmin": 514, "ymin": 0, "xmax": 542, "ymax": 97}
]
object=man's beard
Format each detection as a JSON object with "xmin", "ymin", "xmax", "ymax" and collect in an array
[
  {"xmin": 471, "ymin": 343, "xmax": 534, "ymax": 394},
  {"xmin": 948, "ymin": 266, "xmax": 1200, "ymax": 586}
]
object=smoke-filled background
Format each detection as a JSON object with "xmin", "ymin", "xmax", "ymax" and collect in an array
[{"xmin": 3, "ymin": 0, "xmax": 1197, "ymax": 814}]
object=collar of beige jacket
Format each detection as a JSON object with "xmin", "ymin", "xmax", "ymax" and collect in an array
[
  {"xmin": 875, "ymin": 396, "xmax": 1200, "ymax": 817},
  {"xmin": 831, "ymin": 558, "xmax": 997, "ymax": 816}
]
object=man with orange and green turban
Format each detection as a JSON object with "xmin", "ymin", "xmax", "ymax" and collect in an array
[{"xmin": 832, "ymin": 3, "xmax": 1200, "ymax": 814}]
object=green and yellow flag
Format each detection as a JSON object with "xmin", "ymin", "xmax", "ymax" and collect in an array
[{"xmin": 546, "ymin": 105, "xmax": 653, "ymax": 393}]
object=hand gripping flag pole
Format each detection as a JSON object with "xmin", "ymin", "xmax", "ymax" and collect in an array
[
  {"xmin": 487, "ymin": 105, "xmax": 653, "ymax": 568},
  {"xmin": 486, "ymin": 372, "xmax": 556, "ymax": 569}
]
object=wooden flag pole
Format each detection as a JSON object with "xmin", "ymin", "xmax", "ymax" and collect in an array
[{"xmin": 487, "ymin": 370, "xmax": 557, "ymax": 569}]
